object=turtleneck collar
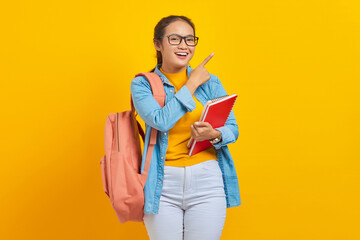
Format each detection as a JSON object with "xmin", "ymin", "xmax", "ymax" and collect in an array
[{"xmin": 159, "ymin": 66, "xmax": 188, "ymax": 91}]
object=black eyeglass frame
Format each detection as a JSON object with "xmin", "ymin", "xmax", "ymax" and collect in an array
[{"xmin": 160, "ymin": 34, "xmax": 199, "ymax": 46}]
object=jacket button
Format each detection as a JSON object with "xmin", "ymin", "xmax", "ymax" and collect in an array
[
  {"xmin": 164, "ymin": 132, "xmax": 167, "ymax": 135},
  {"xmin": 170, "ymin": 90, "xmax": 173, "ymax": 92},
  {"xmin": 158, "ymin": 181, "xmax": 162, "ymax": 184},
  {"xmin": 161, "ymin": 156, "xmax": 164, "ymax": 159}
]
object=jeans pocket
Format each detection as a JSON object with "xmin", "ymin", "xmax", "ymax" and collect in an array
[
  {"xmin": 201, "ymin": 160, "xmax": 222, "ymax": 177},
  {"xmin": 197, "ymin": 160, "xmax": 224, "ymax": 191}
]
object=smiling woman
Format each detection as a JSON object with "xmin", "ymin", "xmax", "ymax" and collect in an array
[
  {"xmin": 130, "ymin": 15, "xmax": 241, "ymax": 240},
  {"xmin": 150, "ymin": 16, "xmax": 197, "ymax": 73}
]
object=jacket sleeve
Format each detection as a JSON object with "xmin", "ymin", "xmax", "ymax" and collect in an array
[
  {"xmin": 211, "ymin": 76, "xmax": 239, "ymax": 150},
  {"xmin": 130, "ymin": 76, "xmax": 196, "ymax": 132}
]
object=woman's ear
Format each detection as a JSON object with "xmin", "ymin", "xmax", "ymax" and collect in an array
[{"xmin": 153, "ymin": 39, "xmax": 162, "ymax": 51}]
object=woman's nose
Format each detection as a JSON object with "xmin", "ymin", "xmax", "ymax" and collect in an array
[{"xmin": 178, "ymin": 39, "xmax": 188, "ymax": 49}]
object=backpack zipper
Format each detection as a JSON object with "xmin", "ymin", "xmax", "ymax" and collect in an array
[{"xmin": 116, "ymin": 112, "xmax": 120, "ymax": 152}]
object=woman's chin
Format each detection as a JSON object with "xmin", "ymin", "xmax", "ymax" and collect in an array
[
  {"xmin": 173, "ymin": 59, "xmax": 190, "ymax": 68},
  {"xmin": 163, "ymin": 58, "xmax": 191, "ymax": 71}
]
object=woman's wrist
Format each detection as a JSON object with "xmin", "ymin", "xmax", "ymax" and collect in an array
[
  {"xmin": 209, "ymin": 130, "xmax": 221, "ymax": 140},
  {"xmin": 210, "ymin": 130, "xmax": 222, "ymax": 144},
  {"xmin": 185, "ymin": 80, "xmax": 198, "ymax": 95}
]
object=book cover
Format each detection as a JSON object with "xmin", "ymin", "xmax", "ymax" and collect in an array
[{"xmin": 187, "ymin": 94, "xmax": 237, "ymax": 156}]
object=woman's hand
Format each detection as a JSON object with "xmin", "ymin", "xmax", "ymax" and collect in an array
[
  {"xmin": 186, "ymin": 53, "xmax": 214, "ymax": 95},
  {"xmin": 190, "ymin": 121, "xmax": 221, "ymax": 141}
]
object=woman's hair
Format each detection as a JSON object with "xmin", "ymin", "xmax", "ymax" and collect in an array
[{"xmin": 149, "ymin": 15, "xmax": 196, "ymax": 72}]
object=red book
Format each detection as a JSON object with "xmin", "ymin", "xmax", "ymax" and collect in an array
[{"xmin": 187, "ymin": 94, "xmax": 237, "ymax": 156}]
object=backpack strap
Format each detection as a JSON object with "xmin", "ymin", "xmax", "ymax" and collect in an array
[
  {"xmin": 132, "ymin": 72, "xmax": 166, "ymax": 184},
  {"xmin": 134, "ymin": 73, "xmax": 166, "ymax": 108}
]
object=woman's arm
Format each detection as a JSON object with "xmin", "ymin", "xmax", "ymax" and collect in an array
[{"xmin": 130, "ymin": 76, "xmax": 196, "ymax": 132}]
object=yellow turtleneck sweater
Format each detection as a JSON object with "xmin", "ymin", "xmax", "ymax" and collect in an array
[{"xmin": 160, "ymin": 66, "xmax": 218, "ymax": 167}]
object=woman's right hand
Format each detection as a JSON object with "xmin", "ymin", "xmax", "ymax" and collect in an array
[{"xmin": 186, "ymin": 53, "xmax": 214, "ymax": 95}]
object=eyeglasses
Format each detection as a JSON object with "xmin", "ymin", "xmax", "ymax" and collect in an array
[{"xmin": 161, "ymin": 34, "xmax": 199, "ymax": 46}]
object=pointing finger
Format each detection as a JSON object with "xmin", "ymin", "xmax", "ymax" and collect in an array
[{"xmin": 199, "ymin": 53, "xmax": 214, "ymax": 67}]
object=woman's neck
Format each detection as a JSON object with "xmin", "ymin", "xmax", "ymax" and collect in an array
[{"xmin": 160, "ymin": 63, "xmax": 187, "ymax": 74}]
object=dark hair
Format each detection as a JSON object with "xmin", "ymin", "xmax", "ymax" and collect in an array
[{"xmin": 149, "ymin": 15, "xmax": 196, "ymax": 72}]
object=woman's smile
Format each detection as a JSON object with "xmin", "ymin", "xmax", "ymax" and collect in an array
[{"xmin": 175, "ymin": 52, "xmax": 189, "ymax": 59}]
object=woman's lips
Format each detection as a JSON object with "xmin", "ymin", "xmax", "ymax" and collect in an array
[{"xmin": 175, "ymin": 52, "xmax": 188, "ymax": 59}]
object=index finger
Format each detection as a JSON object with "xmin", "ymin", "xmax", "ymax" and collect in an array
[
  {"xmin": 199, "ymin": 52, "xmax": 214, "ymax": 67},
  {"xmin": 194, "ymin": 121, "xmax": 210, "ymax": 127}
]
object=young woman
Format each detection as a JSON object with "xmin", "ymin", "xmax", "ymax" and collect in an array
[{"xmin": 131, "ymin": 15, "xmax": 241, "ymax": 240}]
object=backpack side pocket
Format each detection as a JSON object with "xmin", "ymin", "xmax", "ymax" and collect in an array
[{"xmin": 100, "ymin": 155, "xmax": 109, "ymax": 197}]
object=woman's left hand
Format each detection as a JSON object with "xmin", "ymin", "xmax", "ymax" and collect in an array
[{"xmin": 190, "ymin": 122, "xmax": 221, "ymax": 141}]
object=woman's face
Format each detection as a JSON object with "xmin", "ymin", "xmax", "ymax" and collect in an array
[{"xmin": 154, "ymin": 20, "xmax": 196, "ymax": 73}]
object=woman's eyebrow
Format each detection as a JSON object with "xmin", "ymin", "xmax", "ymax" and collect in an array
[{"xmin": 170, "ymin": 33, "xmax": 195, "ymax": 37}]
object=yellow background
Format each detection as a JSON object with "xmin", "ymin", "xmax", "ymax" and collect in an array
[{"xmin": 1, "ymin": 0, "xmax": 359, "ymax": 239}]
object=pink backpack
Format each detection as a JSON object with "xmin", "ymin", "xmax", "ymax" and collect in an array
[{"xmin": 100, "ymin": 72, "xmax": 165, "ymax": 223}]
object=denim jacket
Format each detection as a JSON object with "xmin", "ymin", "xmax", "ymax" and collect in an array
[{"xmin": 130, "ymin": 64, "xmax": 241, "ymax": 214}]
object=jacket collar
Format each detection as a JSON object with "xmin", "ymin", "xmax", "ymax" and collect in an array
[{"xmin": 154, "ymin": 64, "xmax": 193, "ymax": 86}]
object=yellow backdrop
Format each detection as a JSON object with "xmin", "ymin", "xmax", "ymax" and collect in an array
[{"xmin": 1, "ymin": 0, "xmax": 359, "ymax": 239}]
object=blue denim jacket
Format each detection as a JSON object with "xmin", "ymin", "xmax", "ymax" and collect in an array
[{"xmin": 130, "ymin": 64, "xmax": 241, "ymax": 214}]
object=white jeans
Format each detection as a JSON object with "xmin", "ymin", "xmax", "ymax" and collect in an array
[{"xmin": 143, "ymin": 159, "xmax": 227, "ymax": 240}]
